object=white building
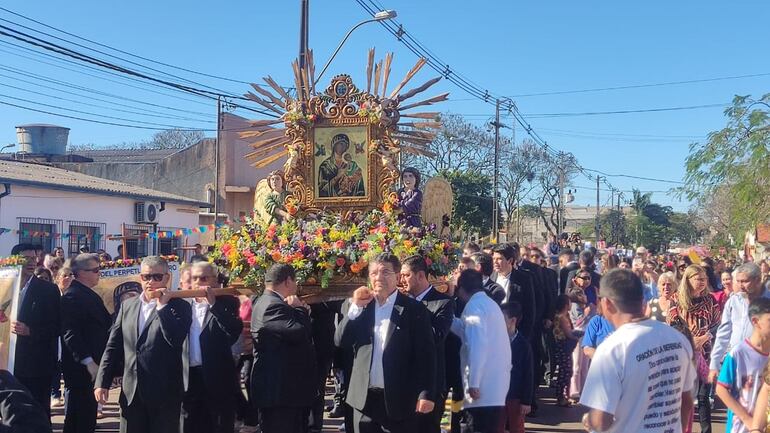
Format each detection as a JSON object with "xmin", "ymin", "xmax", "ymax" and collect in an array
[{"xmin": 0, "ymin": 159, "xmax": 209, "ymax": 258}]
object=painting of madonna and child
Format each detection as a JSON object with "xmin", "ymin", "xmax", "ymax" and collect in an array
[{"xmin": 314, "ymin": 126, "xmax": 368, "ymax": 199}]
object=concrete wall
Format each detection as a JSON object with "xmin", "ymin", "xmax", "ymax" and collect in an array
[{"xmin": 0, "ymin": 184, "xmax": 200, "ymax": 256}]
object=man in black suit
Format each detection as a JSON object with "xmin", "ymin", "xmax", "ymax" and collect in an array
[
  {"xmin": 9, "ymin": 243, "xmax": 60, "ymax": 419},
  {"xmin": 60, "ymin": 253, "xmax": 112, "ymax": 433},
  {"xmin": 558, "ymin": 250, "xmax": 579, "ymax": 295},
  {"xmin": 250, "ymin": 264, "xmax": 316, "ymax": 433},
  {"xmin": 95, "ymin": 256, "xmax": 192, "ymax": 433},
  {"xmin": 401, "ymin": 255, "xmax": 454, "ymax": 433},
  {"xmin": 0, "ymin": 369, "xmax": 51, "ymax": 432},
  {"xmin": 335, "ymin": 253, "xmax": 436, "ymax": 433},
  {"xmin": 490, "ymin": 245, "xmax": 536, "ymax": 340},
  {"xmin": 181, "ymin": 261, "xmax": 243, "ymax": 433},
  {"xmin": 470, "ymin": 253, "xmax": 506, "ymax": 305}
]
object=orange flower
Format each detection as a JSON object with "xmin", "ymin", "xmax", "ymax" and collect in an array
[
  {"xmin": 271, "ymin": 251, "xmax": 282, "ymax": 262},
  {"xmin": 403, "ymin": 240, "xmax": 414, "ymax": 248}
]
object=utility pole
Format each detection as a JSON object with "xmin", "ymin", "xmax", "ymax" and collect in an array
[
  {"xmin": 595, "ymin": 175, "xmax": 601, "ymax": 242},
  {"xmin": 298, "ymin": 0, "xmax": 310, "ymax": 92},
  {"xmin": 557, "ymin": 152, "xmax": 566, "ymax": 237},
  {"xmin": 214, "ymin": 96, "xmax": 222, "ymax": 240},
  {"xmin": 492, "ymin": 99, "xmax": 501, "ymax": 243}
]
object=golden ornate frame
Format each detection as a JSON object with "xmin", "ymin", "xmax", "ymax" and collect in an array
[{"xmin": 285, "ymin": 75, "xmax": 399, "ymax": 214}]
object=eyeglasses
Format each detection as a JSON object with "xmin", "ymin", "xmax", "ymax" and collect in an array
[
  {"xmin": 577, "ymin": 275, "xmax": 591, "ymax": 281},
  {"xmin": 140, "ymin": 273, "xmax": 165, "ymax": 282},
  {"xmin": 82, "ymin": 267, "xmax": 100, "ymax": 274}
]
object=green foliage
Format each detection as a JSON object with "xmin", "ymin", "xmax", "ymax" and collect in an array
[
  {"xmin": 681, "ymin": 94, "xmax": 770, "ymax": 238},
  {"xmin": 439, "ymin": 169, "xmax": 495, "ymax": 236}
]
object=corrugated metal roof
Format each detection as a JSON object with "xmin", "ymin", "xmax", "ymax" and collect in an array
[
  {"xmin": 0, "ymin": 159, "xmax": 210, "ymax": 207},
  {"xmin": 68, "ymin": 148, "xmax": 183, "ymax": 162}
]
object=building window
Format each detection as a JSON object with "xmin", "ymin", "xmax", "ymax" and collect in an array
[
  {"xmin": 17, "ymin": 217, "xmax": 62, "ymax": 253},
  {"xmin": 123, "ymin": 224, "xmax": 152, "ymax": 259},
  {"xmin": 67, "ymin": 221, "xmax": 107, "ymax": 256},
  {"xmin": 158, "ymin": 227, "xmax": 181, "ymax": 256}
]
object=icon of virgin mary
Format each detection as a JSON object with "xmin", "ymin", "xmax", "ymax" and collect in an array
[{"xmin": 317, "ymin": 133, "xmax": 365, "ymax": 198}]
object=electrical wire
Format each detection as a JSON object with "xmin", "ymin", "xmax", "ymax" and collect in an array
[{"xmin": 524, "ymin": 103, "xmax": 727, "ymax": 118}]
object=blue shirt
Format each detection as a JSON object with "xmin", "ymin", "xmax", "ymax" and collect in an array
[{"xmin": 582, "ymin": 315, "xmax": 615, "ymax": 348}]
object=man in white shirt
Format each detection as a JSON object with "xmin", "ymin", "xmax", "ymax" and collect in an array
[
  {"xmin": 95, "ymin": 256, "xmax": 192, "ymax": 433},
  {"xmin": 580, "ymin": 269, "xmax": 695, "ymax": 433},
  {"xmin": 451, "ymin": 269, "xmax": 511, "ymax": 433},
  {"xmin": 335, "ymin": 253, "xmax": 436, "ymax": 433},
  {"xmin": 709, "ymin": 262, "xmax": 770, "ymax": 383},
  {"xmin": 181, "ymin": 261, "xmax": 242, "ymax": 433}
]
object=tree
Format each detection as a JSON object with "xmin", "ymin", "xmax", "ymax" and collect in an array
[
  {"xmin": 499, "ymin": 139, "xmax": 549, "ymax": 236},
  {"xmin": 531, "ymin": 152, "xmax": 578, "ymax": 237},
  {"xmin": 669, "ymin": 211, "xmax": 704, "ymax": 245},
  {"xmin": 440, "ymin": 169, "xmax": 494, "ymax": 238},
  {"xmin": 402, "ymin": 113, "xmax": 496, "ymax": 176},
  {"xmin": 68, "ymin": 129, "xmax": 206, "ymax": 151},
  {"xmin": 681, "ymin": 94, "xmax": 770, "ymax": 240}
]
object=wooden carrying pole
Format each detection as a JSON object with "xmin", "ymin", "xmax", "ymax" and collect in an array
[{"xmin": 146, "ymin": 287, "xmax": 240, "ymax": 299}]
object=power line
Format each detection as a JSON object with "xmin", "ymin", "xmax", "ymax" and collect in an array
[
  {"xmin": 0, "ymin": 23, "xmax": 279, "ymax": 118},
  {"xmin": 507, "ymin": 72, "xmax": 770, "ymax": 98},
  {"xmin": 581, "ymin": 168, "xmax": 685, "ymax": 185},
  {"xmin": 0, "ymin": 6, "xmax": 274, "ymax": 88},
  {"xmin": 524, "ymin": 103, "xmax": 727, "ymax": 118},
  {"xmin": 0, "ymin": 82, "xmax": 215, "ymax": 123}
]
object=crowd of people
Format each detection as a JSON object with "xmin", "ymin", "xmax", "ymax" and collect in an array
[{"xmin": 6, "ymin": 237, "xmax": 770, "ymax": 433}]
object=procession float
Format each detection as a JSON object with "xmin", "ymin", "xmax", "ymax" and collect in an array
[{"xmin": 213, "ymin": 50, "xmax": 458, "ymax": 301}]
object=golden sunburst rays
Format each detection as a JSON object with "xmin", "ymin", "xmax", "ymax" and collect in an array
[{"xmin": 240, "ymin": 49, "xmax": 449, "ymax": 168}]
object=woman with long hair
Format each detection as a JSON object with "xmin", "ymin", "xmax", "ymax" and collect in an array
[{"xmin": 669, "ymin": 265, "xmax": 722, "ymax": 433}]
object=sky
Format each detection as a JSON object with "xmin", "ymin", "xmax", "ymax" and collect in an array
[{"xmin": 1, "ymin": 0, "xmax": 769, "ymax": 212}]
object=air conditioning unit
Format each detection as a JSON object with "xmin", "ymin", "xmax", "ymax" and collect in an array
[{"xmin": 135, "ymin": 202, "xmax": 161, "ymax": 224}]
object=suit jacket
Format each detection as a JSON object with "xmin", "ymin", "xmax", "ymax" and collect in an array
[
  {"xmin": 507, "ymin": 332, "xmax": 534, "ymax": 404},
  {"xmin": 518, "ymin": 261, "xmax": 546, "ymax": 324},
  {"xmin": 335, "ymin": 292, "xmax": 436, "ymax": 421},
  {"xmin": 482, "ymin": 278, "xmax": 506, "ymax": 305},
  {"xmin": 183, "ymin": 295, "xmax": 243, "ymax": 402},
  {"xmin": 13, "ymin": 276, "xmax": 60, "ymax": 379},
  {"xmin": 96, "ymin": 295, "xmax": 192, "ymax": 406},
  {"xmin": 418, "ymin": 287, "xmax": 455, "ymax": 395},
  {"xmin": 542, "ymin": 267, "xmax": 559, "ymax": 320},
  {"xmin": 0, "ymin": 369, "xmax": 51, "ymax": 433},
  {"xmin": 490, "ymin": 271, "xmax": 536, "ymax": 339},
  {"xmin": 250, "ymin": 291, "xmax": 317, "ymax": 408},
  {"xmin": 559, "ymin": 262, "xmax": 580, "ymax": 295},
  {"xmin": 60, "ymin": 280, "xmax": 112, "ymax": 389}
]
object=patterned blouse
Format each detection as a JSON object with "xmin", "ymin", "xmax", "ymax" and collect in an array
[{"xmin": 668, "ymin": 295, "xmax": 721, "ymax": 358}]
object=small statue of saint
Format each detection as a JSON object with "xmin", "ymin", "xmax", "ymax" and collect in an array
[{"xmin": 397, "ymin": 167, "xmax": 423, "ymax": 227}]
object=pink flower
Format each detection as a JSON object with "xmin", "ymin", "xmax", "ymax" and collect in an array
[
  {"xmin": 425, "ymin": 258, "xmax": 433, "ymax": 266},
  {"xmin": 336, "ymin": 257, "xmax": 346, "ymax": 267},
  {"xmin": 247, "ymin": 256, "xmax": 257, "ymax": 266}
]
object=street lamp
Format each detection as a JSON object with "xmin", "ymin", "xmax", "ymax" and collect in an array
[
  {"xmin": 0, "ymin": 144, "xmax": 14, "ymax": 154},
  {"xmin": 314, "ymin": 10, "xmax": 397, "ymax": 88}
]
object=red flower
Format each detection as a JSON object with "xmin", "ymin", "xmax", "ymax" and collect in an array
[
  {"xmin": 335, "ymin": 240, "xmax": 346, "ymax": 249},
  {"xmin": 247, "ymin": 256, "xmax": 257, "ymax": 266},
  {"xmin": 336, "ymin": 257, "xmax": 346, "ymax": 267},
  {"xmin": 425, "ymin": 258, "xmax": 433, "ymax": 266}
]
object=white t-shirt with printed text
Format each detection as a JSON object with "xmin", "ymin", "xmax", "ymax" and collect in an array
[{"xmin": 580, "ymin": 319, "xmax": 696, "ymax": 433}]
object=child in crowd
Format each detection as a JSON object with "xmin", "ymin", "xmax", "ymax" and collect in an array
[
  {"xmin": 552, "ymin": 294, "xmax": 582, "ymax": 407},
  {"xmin": 716, "ymin": 297, "xmax": 770, "ymax": 433},
  {"xmin": 568, "ymin": 270, "xmax": 597, "ymax": 399},
  {"xmin": 501, "ymin": 301, "xmax": 533, "ymax": 433}
]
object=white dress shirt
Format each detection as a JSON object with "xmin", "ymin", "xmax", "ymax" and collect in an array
[
  {"xmin": 710, "ymin": 289, "xmax": 770, "ymax": 370},
  {"xmin": 347, "ymin": 290, "xmax": 398, "ymax": 389},
  {"xmin": 414, "ymin": 285, "xmax": 433, "ymax": 302},
  {"xmin": 450, "ymin": 291, "xmax": 511, "ymax": 408},
  {"xmin": 495, "ymin": 272, "xmax": 511, "ymax": 299},
  {"xmin": 188, "ymin": 300, "xmax": 210, "ymax": 367},
  {"xmin": 138, "ymin": 294, "xmax": 166, "ymax": 334}
]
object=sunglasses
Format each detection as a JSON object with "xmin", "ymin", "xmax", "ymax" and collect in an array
[
  {"xmin": 83, "ymin": 267, "xmax": 101, "ymax": 274},
  {"xmin": 577, "ymin": 275, "xmax": 591, "ymax": 281},
  {"xmin": 140, "ymin": 273, "xmax": 165, "ymax": 282}
]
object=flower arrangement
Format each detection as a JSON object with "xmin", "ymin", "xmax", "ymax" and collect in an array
[
  {"xmin": 358, "ymin": 101, "xmax": 383, "ymax": 124},
  {"xmin": 284, "ymin": 103, "xmax": 316, "ymax": 126},
  {"xmin": 0, "ymin": 256, "xmax": 27, "ymax": 267},
  {"xmin": 213, "ymin": 203, "xmax": 458, "ymax": 290},
  {"xmin": 99, "ymin": 255, "xmax": 180, "ymax": 269}
]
